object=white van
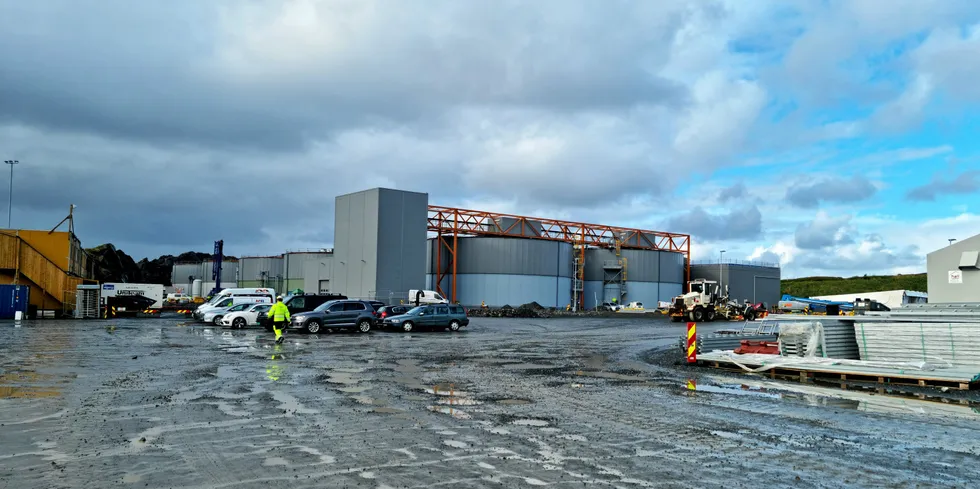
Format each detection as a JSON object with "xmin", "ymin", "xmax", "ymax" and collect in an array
[
  {"xmin": 194, "ymin": 288, "xmax": 276, "ymax": 319},
  {"xmin": 408, "ymin": 289, "xmax": 449, "ymax": 306}
]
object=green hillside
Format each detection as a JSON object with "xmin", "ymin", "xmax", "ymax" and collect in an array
[{"xmin": 781, "ymin": 273, "xmax": 927, "ymax": 298}]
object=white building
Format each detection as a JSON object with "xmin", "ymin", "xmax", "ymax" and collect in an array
[
  {"xmin": 810, "ymin": 289, "xmax": 928, "ymax": 309},
  {"xmin": 927, "ymin": 233, "xmax": 980, "ymax": 303}
]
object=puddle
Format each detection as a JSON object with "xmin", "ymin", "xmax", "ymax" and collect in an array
[
  {"xmin": 122, "ymin": 474, "xmax": 142, "ymax": 483},
  {"xmin": 372, "ymin": 407, "xmax": 403, "ymax": 414},
  {"xmin": 351, "ymin": 395, "xmax": 386, "ymax": 406},
  {"xmin": 322, "ymin": 372, "xmax": 361, "ymax": 385},
  {"xmin": 359, "ymin": 471, "xmax": 376, "ymax": 479},
  {"xmin": 428, "ymin": 405, "xmax": 471, "ymax": 419},
  {"xmin": 443, "ymin": 440, "xmax": 468, "ymax": 448},
  {"xmin": 574, "ymin": 370, "xmax": 648, "ymax": 381},
  {"xmin": 337, "ymin": 385, "xmax": 371, "ymax": 393},
  {"xmin": 424, "ymin": 384, "xmax": 468, "ymax": 396},
  {"xmin": 263, "ymin": 457, "xmax": 289, "ymax": 466},
  {"xmin": 500, "ymin": 363, "xmax": 554, "ymax": 370},
  {"xmin": 436, "ymin": 398, "xmax": 481, "ymax": 406},
  {"xmin": 511, "ymin": 418, "xmax": 549, "ymax": 427},
  {"xmin": 496, "ymin": 399, "xmax": 532, "ymax": 405},
  {"xmin": 403, "ymin": 395, "xmax": 429, "ymax": 402}
]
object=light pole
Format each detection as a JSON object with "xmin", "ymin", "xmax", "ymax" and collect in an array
[
  {"xmin": 949, "ymin": 238, "xmax": 957, "ymax": 246},
  {"xmin": 719, "ymin": 250, "xmax": 726, "ymax": 299},
  {"xmin": 4, "ymin": 160, "xmax": 18, "ymax": 229}
]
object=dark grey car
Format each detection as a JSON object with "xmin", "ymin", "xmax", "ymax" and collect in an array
[{"xmin": 286, "ymin": 299, "xmax": 377, "ymax": 334}]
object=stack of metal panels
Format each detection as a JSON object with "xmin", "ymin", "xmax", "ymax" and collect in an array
[
  {"xmin": 772, "ymin": 318, "xmax": 860, "ymax": 359},
  {"xmin": 697, "ymin": 333, "xmax": 778, "ymax": 353},
  {"xmin": 853, "ymin": 304, "xmax": 980, "ymax": 367}
]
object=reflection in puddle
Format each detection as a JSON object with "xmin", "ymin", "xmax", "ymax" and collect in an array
[
  {"xmin": 511, "ymin": 418, "xmax": 549, "ymax": 427},
  {"xmin": 496, "ymin": 399, "xmax": 532, "ymax": 405},
  {"xmin": 0, "ymin": 371, "xmax": 69, "ymax": 399},
  {"xmin": 429, "ymin": 405, "xmax": 471, "ymax": 419}
]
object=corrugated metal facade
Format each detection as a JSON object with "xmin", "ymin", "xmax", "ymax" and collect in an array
[
  {"xmin": 690, "ymin": 262, "xmax": 781, "ymax": 306},
  {"xmin": 334, "ymin": 188, "xmax": 428, "ymax": 300},
  {"xmin": 238, "ymin": 256, "xmax": 285, "ymax": 289},
  {"xmin": 426, "ymin": 237, "xmax": 573, "ymax": 307},
  {"xmin": 171, "ymin": 261, "xmax": 240, "ymax": 292},
  {"xmin": 581, "ymin": 248, "xmax": 685, "ymax": 307}
]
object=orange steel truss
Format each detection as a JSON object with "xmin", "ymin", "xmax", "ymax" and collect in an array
[{"xmin": 427, "ymin": 205, "xmax": 691, "ymax": 308}]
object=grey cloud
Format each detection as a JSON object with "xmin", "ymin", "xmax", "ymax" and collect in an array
[
  {"xmin": 794, "ymin": 214, "xmax": 854, "ymax": 250},
  {"xmin": 664, "ymin": 206, "xmax": 762, "ymax": 241},
  {"xmin": 786, "ymin": 175, "xmax": 876, "ymax": 208},
  {"xmin": 0, "ymin": 1, "xmax": 692, "ymax": 152},
  {"xmin": 796, "ymin": 234, "xmax": 921, "ymax": 272},
  {"xmin": 905, "ymin": 170, "xmax": 980, "ymax": 201},
  {"xmin": 718, "ymin": 182, "xmax": 748, "ymax": 203}
]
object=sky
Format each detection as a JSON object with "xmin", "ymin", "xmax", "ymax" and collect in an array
[{"xmin": 1, "ymin": 0, "xmax": 979, "ymax": 279}]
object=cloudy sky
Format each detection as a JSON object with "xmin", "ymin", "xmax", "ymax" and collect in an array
[{"xmin": 2, "ymin": 0, "xmax": 979, "ymax": 278}]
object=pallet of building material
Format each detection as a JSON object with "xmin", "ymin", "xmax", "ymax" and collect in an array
[
  {"xmin": 854, "ymin": 320, "xmax": 980, "ymax": 367},
  {"xmin": 775, "ymin": 319, "xmax": 861, "ymax": 360},
  {"xmin": 698, "ymin": 351, "xmax": 980, "ymax": 391}
]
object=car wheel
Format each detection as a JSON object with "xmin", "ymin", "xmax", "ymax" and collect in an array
[
  {"xmin": 744, "ymin": 311, "xmax": 755, "ymax": 321},
  {"xmin": 357, "ymin": 319, "xmax": 372, "ymax": 333},
  {"xmin": 448, "ymin": 320, "xmax": 461, "ymax": 332},
  {"xmin": 213, "ymin": 316, "xmax": 223, "ymax": 325},
  {"xmin": 690, "ymin": 307, "xmax": 704, "ymax": 322},
  {"xmin": 402, "ymin": 321, "xmax": 414, "ymax": 332},
  {"xmin": 706, "ymin": 309, "xmax": 716, "ymax": 322},
  {"xmin": 233, "ymin": 317, "xmax": 247, "ymax": 329},
  {"xmin": 306, "ymin": 319, "xmax": 322, "ymax": 334}
]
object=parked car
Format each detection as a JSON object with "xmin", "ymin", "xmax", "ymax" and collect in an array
[
  {"xmin": 220, "ymin": 303, "xmax": 273, "ymax": 329},
  {"xmin": 382, "ymin": 304, "xmax": 469, "ymax": 332},
  {"xmin": 287, "ymin": 299, "xmax": 377, "ymax": 334},
  {"xmin": 377, "ymin": 305, "xmax": 410, "ymax": 326},
  {"xmin": 201, "ymin": 302, "xmax": 253, "ymax": 325},
  {"xmin": 260, "ymin": 293, "xmax": 347, "ymax": 331},
  {"xmin": 368, "ymin": 300, "xmax": 386, "ymax": 311}
]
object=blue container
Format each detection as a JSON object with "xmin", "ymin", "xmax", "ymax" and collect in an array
[{"xmin": 0, "ymin": 284, "xmax": 30, "ymax": 319}]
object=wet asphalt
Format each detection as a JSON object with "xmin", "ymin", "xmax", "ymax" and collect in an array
[{"xmin": 2, "ymin": 315, "xmax": 980, "ymax": 489}]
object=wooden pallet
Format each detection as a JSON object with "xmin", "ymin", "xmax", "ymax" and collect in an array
[{"xmin": 699, "ymin": 356, "xmax": 980, "ymax": 391}]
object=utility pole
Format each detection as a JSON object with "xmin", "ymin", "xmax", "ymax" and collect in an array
[
  {"xmin": 4, "ymin": 160, "xmax": 18, "ymax": 229},
  {"xmin": 719, "ymin": 250, "xmax": 726, "ymax": 300}
]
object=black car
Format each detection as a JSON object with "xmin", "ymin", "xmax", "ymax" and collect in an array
[
  {"xmin": 377, "ymin": 305, "xmax": 410, "ymax": 327},
  {"xmin": 287, "ymin": 299, "xmax": 377, "ymax": 334},
  {"xmin": 261, "ymin": 293, "xmax": 347, "ymax": 330}
]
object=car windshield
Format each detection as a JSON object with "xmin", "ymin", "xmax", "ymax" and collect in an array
[
  {"xmin": 314, "ymin": 300, "xmax": 339, "ymax": 312},
  {"xmin": 407, "ymin": 306, "xmax": 426, "ymax": 315}
]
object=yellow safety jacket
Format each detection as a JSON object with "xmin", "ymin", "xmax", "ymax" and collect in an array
[{"xmin": 268, "ymin": 302, "xmax": 291, "ymax": 322}]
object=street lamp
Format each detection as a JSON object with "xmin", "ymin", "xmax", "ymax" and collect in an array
[
  {"xmin": 719, "ymin": 250, "xmax": 726, "ymax": 299},
  {"xmin": 949, "ymin": 238, "xmax": 957, "ymax": 246},
  {"xmin": 3, "ymin": 160, "xmax": 18, "ymax": 229}
]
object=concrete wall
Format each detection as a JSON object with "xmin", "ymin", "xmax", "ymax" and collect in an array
[
  {"xmin": 690, "ymin": 263, "xmax": 781, "ymax": 306},
  {"xmin": 927, "ymin": 233, "xmax": 980, "ymax": 303},
  {"xmin": 334, "ymin": 188, "xmax": 428, "ymax": 300}
]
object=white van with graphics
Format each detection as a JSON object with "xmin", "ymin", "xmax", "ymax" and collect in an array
[
  {"xmin": 194, "ymin": 288, "xmax": 276, "ymax": 319},
  {"xmin": 408, "ymin": 289, "xmax": 449, "ymax": 306}
]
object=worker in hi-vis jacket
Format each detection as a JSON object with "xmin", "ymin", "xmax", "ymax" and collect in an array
[{"xmin": 267, "ymin": 296, "xmax": 291, "ymax": 344}]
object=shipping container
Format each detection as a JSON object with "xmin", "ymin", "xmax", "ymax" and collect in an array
[{"xmin": 0, "ymin": 284, "xmax": 30, "ymax": 319}]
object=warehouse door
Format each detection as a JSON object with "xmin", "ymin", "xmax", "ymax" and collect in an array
[{"xmin": 318, "ymin": 280, "xmax": 330, "ymax": 294}]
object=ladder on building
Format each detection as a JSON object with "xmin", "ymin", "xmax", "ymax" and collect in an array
[{"xmin": 572, "ymin": 244, "xmax": 585, "ymax": 311}]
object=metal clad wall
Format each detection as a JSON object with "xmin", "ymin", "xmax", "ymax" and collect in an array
[
  {"xmin": 332, "ymin": 189, "xmax": 380, "ymax": 299},
  {"xmin": 427, "ymin": 237, "xmax": 572, "ymax": 277},
  {"xmin": 690, "ymin": 263, "xmax": 781, "ymax": 306},
  {"xmin": 426, "ymin": 274, "xmax": 572, "ymax": 308},
  {"xmin": 375, "ymin": 188, "xmax": 428, "ymax": 295},
  {"xmin": 456, "ymin": 237, "xmax": 572, "ymax": 277},
  {"xmin": 658, "ymin": 252, "xmax": 685, "ymax": 284},
  {"xmin": 927, "ymin": 233, "xmax": 980, "ymax": 303},
  {"xmin": 172, "ymin": 261, "xmax": 239, "ymax": 288},
  {"xmin": 240, "ymin": 257, "xmax": 284, "ymax": 283}
]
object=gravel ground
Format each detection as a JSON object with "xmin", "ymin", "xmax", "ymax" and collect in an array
[{"xmin": 2, "ymin": 315, "xmax": 980, "ymax": 488}]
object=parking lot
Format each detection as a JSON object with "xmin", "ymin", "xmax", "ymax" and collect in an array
[{"xmin": 3, "ymin": 316, "xmax": 980, "ymax": 488}]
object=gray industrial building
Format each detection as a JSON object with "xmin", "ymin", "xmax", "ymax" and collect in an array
[
  {"xmin": 171, "ymin": 260, "xmax": 240, "ymax": 297},
  {"xmin": 927, "ymin": 232, "xmax": 980, "ymax": 303},
  {"xmin": 237, "ymin": 252, "xmax": 334, "ymax": 293},
  {"xmin": 332, "ymin": 188, "xmax": 428, "ymax": 303},
  {"xmin": 690, "ymin": 260, "xmax": 781, "ymax": 307},
  {"xmin": 172, "ymin": 186, "xmax": 690, "ymax": 308},
  {"xmin": 426, "ymin": 238, "xmax": 686, "ymax": 309}
]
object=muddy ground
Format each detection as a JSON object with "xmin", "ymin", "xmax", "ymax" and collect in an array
[{"xmin": 2, "ymin": 316, "xmax": 979, "ymax": 488}]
